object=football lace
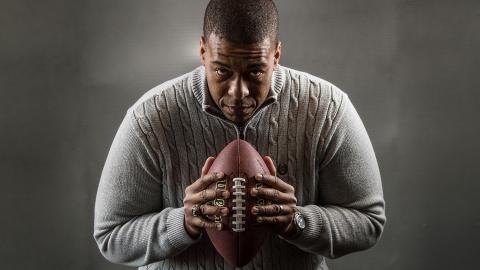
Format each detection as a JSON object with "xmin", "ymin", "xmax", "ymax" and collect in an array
[{"xmin": 231, "ymin": 177, "xmax": 246, "ymax": 232}]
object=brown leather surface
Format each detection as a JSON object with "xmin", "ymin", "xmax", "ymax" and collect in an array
[{"xmin": 206, "ymin": 139, "xmax": 272, "ymax": 267}]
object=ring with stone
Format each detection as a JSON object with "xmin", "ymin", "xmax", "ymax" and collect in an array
[{"xmin": 192, "ymin": 204, "xmax": 201, "ymax": 217}]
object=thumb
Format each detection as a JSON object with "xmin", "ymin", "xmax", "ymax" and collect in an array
[
  {"xmin": 262, "ymin": 156, "xmax": 277, "ymax": 176},
  {"xmin": 201, "ymin": 156, "xmax": 216, "ymax": 176}
]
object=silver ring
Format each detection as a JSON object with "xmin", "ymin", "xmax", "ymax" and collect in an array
[
  {"xmin": 192, "ymin": 204, "xmax": 200, "ymax": 217},
  {"xmin": 277, "ymin": 204, "xmax": 284, "ymax": 215}
]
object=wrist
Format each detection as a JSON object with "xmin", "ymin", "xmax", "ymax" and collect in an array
[
  {"xmin": 279, "ymin": 209, "xmax": 305, "ymax": 239},
  {"xmin": 279, "ymin": 221, "xmax": 297, "ymax": 238},
  {"xmin": 184, "ymin": 217, "xmax": 202, "ymax": 239}
]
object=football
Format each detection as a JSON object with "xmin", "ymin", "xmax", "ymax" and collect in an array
[{"xmin": 206, "ymin": 139, "xmax": 272, "ymax": 267}]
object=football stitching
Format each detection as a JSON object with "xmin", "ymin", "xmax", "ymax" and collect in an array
[{"xmin": 232, "ymin": 177, "xmax": 246, "ymax": 232}]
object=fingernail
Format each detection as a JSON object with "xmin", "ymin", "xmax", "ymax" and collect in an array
[
  {"xmin": 222, "ymin": 191, "xmax": 229, "ymax": 198},
  {"xmin": 251, "ymin": 207, "xmax": 258, "ymax": 215},
  {"xmin": 251, "ymin": 188, "xmax": 258, "ymax": 197},
  {"xmin": 221, "ymin": 207, "xmax": 228, "ymax": 216},
  {"xmin": 216, "ymin": 223, "xmax": 222, "ymax": 230},
  {"xmin": 255, "ymin": 174, "xmax": 262, "ymax": 180},
  {"xmin": 217, "ymin": 172, "xmax": 224, "ymax": 178}
]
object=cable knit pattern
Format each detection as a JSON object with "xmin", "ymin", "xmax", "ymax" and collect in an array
[{"xmin": 94, "ymin": 65, "xmax": 386, "ymax": 270}]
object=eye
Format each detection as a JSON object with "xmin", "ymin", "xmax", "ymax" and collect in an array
[
  {"xmin": 215, "ymin": 67, "xmax": 230, "ymax": 77},
  {"xmin": 250, "ymin": 70, "xmax": 264, "ymax": 78}
]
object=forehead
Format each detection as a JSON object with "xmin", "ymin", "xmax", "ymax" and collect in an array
[{"xmin": 206, "ymin": 34, "xmax": 273, "ymax": 64}]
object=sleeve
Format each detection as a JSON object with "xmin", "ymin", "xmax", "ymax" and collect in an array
[
  {"xmin": 93, "ymin": 109, "xmax": 200, "ymax": 267},
  {"xmin": 281, "ymin": 96, "xmax": 386, "ymax": 258}
]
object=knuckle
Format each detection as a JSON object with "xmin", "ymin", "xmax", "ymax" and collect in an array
[
  {"xmin": 206, "ymin": 190, "xmax": 217, "ymax": 202},
  {"xmin": 267, "ymin": 176, "xmax": 273, "ymax": 184},
  {"xmin": 208, "ymin": 222, "xmax": 217, "ymax": 229},
  {"xmin": 291, "ymin": 197, "xmax": 298, "ymax": 204},
  {"xmin": 206, "ymin": 205, "xmax": 216, "ymax": 215},
  {"xmin": 190, "ymin": 217, "xmax": 198, "ymax": 226},
  {"xmin": 204, "ymin": 174, "xmax": 215, "ymax": 185},
  {"xmin": 205, "ymin": 189, "xmax": 213, "ymax": 200},
  {"xmin": 216, "ymin": 189, "xmax": 226, "ymax": 198},
  {"xmin": 202, "ymin": 220, "xmax": 215, "ymax": 229},
  {"xmin": 200, "ymin": 190, "xmax": 208, "ymax": 203}
]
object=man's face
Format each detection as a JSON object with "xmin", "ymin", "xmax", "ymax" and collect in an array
[{"xmin": 200, "ymin": 33, "xmax": 281, "ymax": 124}]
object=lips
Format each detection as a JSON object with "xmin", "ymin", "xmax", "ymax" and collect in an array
[{"xmin": 223, "ymin": 105, "xmax": 253, "ymax": 116}]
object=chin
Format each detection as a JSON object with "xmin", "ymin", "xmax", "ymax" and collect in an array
[{"xmin": 227, "ymin": 115, "xmax": 249, "ymax": 124}]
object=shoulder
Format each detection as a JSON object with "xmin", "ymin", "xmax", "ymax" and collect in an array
[
  {"xmin": 122, "ymin": 67, "xmax": 200, "ymax": 137},
  {"xmin": 282, "ymin": 65, "xmax": 348, "ymax": 103},
  {"xmin": 126, "ymin": 67, "xmax": 201, "ymax": 121},
  {"xmin": 131, "ymin": 71, "xmax": 192, "ymax": 114},
  {"xmin": 281, "ymin": 65, "xmax": 351, "ymax": 121}
]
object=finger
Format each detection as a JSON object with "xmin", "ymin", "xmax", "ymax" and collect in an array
[
  {"xmin": 255, "ymin": 173, "xmax": 293, "ymax": 193},
  {"xmin": 200, "ymin": 204, "xmax": 229, "ymax": 216},
  {"xmin": 191, "ymin": 216, "xmax": 223, "ymax": 231},
  {"xmin": 251, "ymin": 187, "xmax": 296, "ymax": 204},
  {"xmin": 201, "ymin": 156, "xmax": 216, "ymax": 177},
  {"xmin": 190, "ymin": 172, "xmax": 225, "ymax": 192},
  {"xmin": 256, "ymin": 215, "xmax": 291, "ymax": 225},
  {"xmin": 194, "ymin": 189, "xmax": 229, "ymax": 204},
  {"xmin": 263, "ymin": 156, "xmax": 277, "ymax": 176},
  {"xmin": 251, "ymin": 204, "xmax": 294, "ymax": 216}
]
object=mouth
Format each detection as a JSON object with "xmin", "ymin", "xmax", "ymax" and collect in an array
[{"xmin": 223, "ymin": 105, "xmax": 254, "ymax": 116}]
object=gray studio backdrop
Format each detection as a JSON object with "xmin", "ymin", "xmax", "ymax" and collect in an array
[{"xmin": 1, "ymin": 0, "xmax": 479, "ymax": 269}]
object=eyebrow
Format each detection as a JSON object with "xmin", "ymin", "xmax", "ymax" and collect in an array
[
  {"xmin": 210, "ymin": 60, "xmax": 268, "ymax": 69},
  {"xmin": 247, "ymin": 62, "xmax": 268, "ymax": 69},
  {"xmin": 211, "ymin": 60, "xmax": 230, "ymax": 67}
]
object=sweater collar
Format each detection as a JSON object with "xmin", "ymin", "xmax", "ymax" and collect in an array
[{"xmin": 191, "ymin": 65, "xmax": 286, "ymax": 122}]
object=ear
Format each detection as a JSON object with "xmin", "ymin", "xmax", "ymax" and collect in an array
[
  {"xmin": 200, "ymin": 36, "xmax": 207, "ymax": 65},
  {"xmin": 273, "ymin": 41, "xmax": 282, "ymax": 66}
]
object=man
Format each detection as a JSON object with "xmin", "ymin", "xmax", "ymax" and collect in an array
[{"xmin": 94, "ymin": 0, "xmax": 386, "ymax": 269}]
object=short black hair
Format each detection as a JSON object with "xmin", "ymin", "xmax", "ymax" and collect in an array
[{"xmin": 203, "ymin": 0, "xmax": 279, "ymax": 45}]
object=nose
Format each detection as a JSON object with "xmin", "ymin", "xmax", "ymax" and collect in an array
[{"xmin": 228, "ymin": 76, "xmax": 249, "ymax": 100}]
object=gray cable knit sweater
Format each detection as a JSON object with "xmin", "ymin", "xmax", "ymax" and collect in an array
[{"xmin": 93, "ymin": 65, "xmax": 386, "ymax": 270}]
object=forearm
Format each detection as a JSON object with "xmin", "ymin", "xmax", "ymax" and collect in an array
[
  {"xmin": 283, "ymin": 202, "xmax": 385, "ymax": 258},
  {"xmin": 281, "ymin": 96, "xmax": 386, "ymax": 257},
  {"xmin": 93, "ymin": 110, "xmax": 199, "ymax": 266},
  {"xmin": 94, "ymin": 206, "xmax": 198, "ymax": 266}
]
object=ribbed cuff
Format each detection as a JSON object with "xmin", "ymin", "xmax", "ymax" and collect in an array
[{"xmin": 166, "ymin": 207, "xmax": 202, "ymax": 251}]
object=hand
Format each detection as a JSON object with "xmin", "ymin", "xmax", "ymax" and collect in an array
[
  {"xmin": 250, "ymin": 156, "xmax": 298, "ymax": 237},
  {"xmin": 183, "ymin": 157, "xmax": 230, "ymax": 238}
]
